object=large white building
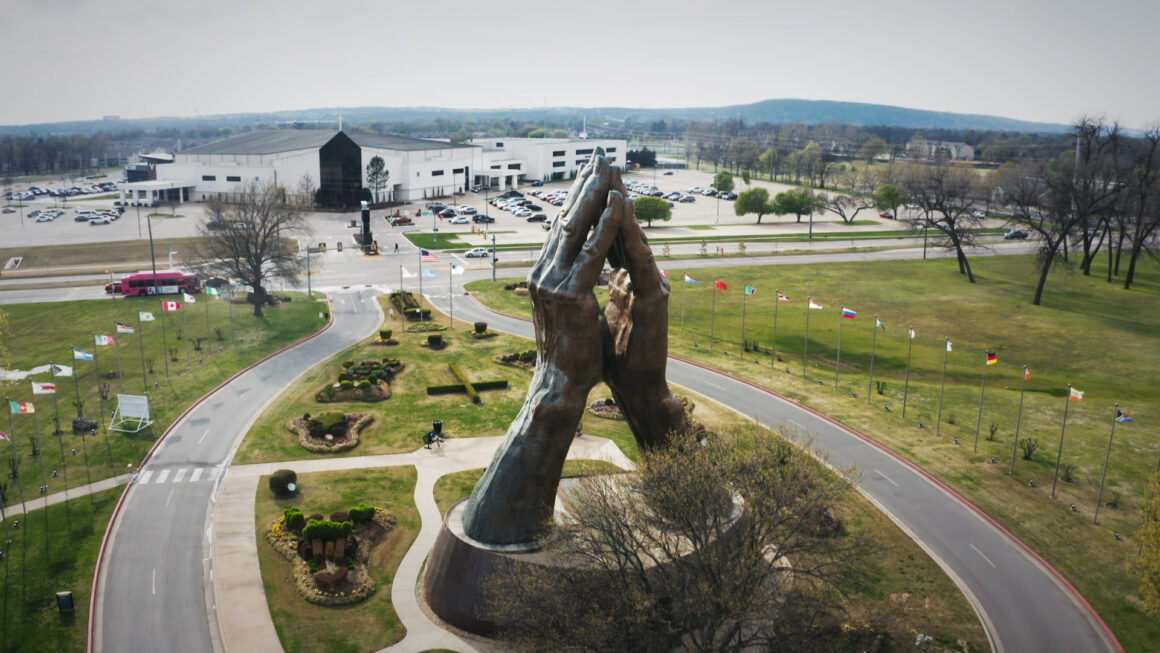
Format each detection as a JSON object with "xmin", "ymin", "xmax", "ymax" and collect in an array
[{"xmin": 119, "ymin": 130, "xmax": 626, "ymax": 208}]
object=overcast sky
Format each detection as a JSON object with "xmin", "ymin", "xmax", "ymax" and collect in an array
[{"xmin": 3, "ymin": 0, "xmax": 1157, "ymax": 129}]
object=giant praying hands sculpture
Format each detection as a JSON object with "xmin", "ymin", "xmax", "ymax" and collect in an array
[{"xmin": 462, "ymin": 150, "xmax": 687, "ymax": 545}]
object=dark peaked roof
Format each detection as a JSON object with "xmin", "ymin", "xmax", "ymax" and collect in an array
[{"xmin": 183, "ymin": 130, "xmax": 477, "ymax": 155}]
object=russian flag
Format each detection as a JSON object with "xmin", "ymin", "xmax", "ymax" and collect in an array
[{"xmin": 841, "ymin": 307, "xmax": 857, "ymax": 319}]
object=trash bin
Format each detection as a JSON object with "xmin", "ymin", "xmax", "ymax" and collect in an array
[{"xmin": 432, "ymin": 420, "xmax": 443, "ymax": 436}]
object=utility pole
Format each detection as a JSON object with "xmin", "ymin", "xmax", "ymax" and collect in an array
[{"xmin": 491, "ymin": 234, "xmax": 497, "ymax": 282}]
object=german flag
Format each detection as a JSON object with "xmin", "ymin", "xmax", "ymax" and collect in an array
[{"xmin": 986, "ymin": 351, "xmax": 998, "ymax": 365}]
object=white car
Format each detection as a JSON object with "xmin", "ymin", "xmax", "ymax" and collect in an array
[
  {"xmin": 542, "ymin": 218, "xmax": 554, "ymax": 230},
  {"xmin": 449, "ymin": 215, "xmax": 470, "ymax": 224},
  {"xmin": 464, "ymin": 247, "xmax": 490, "ymax": 258},
  {"xmin": 514, "ymin": 208, "xmax": 533, "ymax": 218},
  {"xmin": 457, "ymin": 205, "xmax": 477, "ymax": 215}
]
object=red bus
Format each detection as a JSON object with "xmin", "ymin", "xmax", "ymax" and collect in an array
[{"xmin": 106, "ymin": 270, "xmax": 201, "ymax": 296}]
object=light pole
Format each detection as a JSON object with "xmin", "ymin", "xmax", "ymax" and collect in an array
[{"xmin": 491, "ymin": 234, "xmax": 497, "ymax": 282}]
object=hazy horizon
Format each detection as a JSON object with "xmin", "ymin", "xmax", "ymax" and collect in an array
[{"xmin": 3, "ymin": 0, "xmax": 1157, "ymax": 130}]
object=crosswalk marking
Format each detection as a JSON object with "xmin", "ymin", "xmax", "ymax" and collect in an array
[
  {"xmin": 135, "ymin": 465, "xmax": 220, "ymax": 486},
  {"xmin": 190, "ymin": 468, "xmax": 203, "ymax": 483},
  {"xmin": 155, "ymin": 470, "xmax": 170, "ymax": 484},
  {"xmin": 138, "ymin": 470, "xmax": 154, "ymax": 485},
  {"xmin": 173, "ymin": 468, "xmax": 187, "ymax": 483}
]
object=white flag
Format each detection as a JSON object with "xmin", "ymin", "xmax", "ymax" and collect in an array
[
  {"xmin": 50, "ymin": 363, "xmax": 74, "ymax": 377},
  {"xmin": 450, "ymin": 264, "xmax": 465, "ymax": 276},
  {"xmin": 183, "ymin": 292, "xmax": 197, "ymax": 303},
  {"xmin": 401, "ymin": 267, "xmax": 417, "ymax": 279},
  {"xmin": 946, "ymin": 340, "xmax": 953, "ymax": 352},
  {"xmin": 908, "ymin": 328, "xmax": 915, "ymax": 340},
  {"xmin": 31, "ymin": 381, "xmax": 56, "ymax": 395}
]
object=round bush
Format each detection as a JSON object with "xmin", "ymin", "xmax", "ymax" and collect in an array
[
  {"xmin": 379, "ymin": 329, "xmax": 392, "ymax": 340},
  {"xmin": 269, "ymin": 469, "xmax": 298, "ymax": 497},
  {"xmin": 474, "ymin": 321, "xmax": 487, "ymax": 334},
  {"xmin": 337, "ymin": 373, "xmax": 351, "ymax": 383},
  {"xmin": 340, "ymin": 379, "xmax": 354, "ymax": 390},
  {"xmin": 283, "ymin": 506, "xmax": 306, "ymax": 531},
  {"xmin": 358, "ymin": 379, "xmax": 372, "ymax": 389},
  {"xmin": 428, "ymin": 334, "xmax": 443, "ymax": 348},
  {"xmin": 349, "ymin": 503, "xmax": 375, "ymax": 524}
]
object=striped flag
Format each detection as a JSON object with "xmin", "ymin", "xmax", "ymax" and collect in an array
[
  {"xmin": 94, "ymin": 334, "xmax": 115, "ymax": 346},
  {"xmin": 986, "ymin": 351, "xmax": 998, "ymax": 365},
  {"xmin": 421, "ymin": 249, "xmax": 440, "ymax": 262},
  {"xmin": 777, "ymin": 292, "xmax": 791, "ymax": 303},
  {"xmin": 162, "ymin": 301, "xmax": 181, "ymax": 312},
  {"xmin": 1024, "ymin": 367, "xmax": 1031, "ymax": 381},
  {"xmin": 116, "ymin": 322, "xmax": 135, "ymax": 334},
  {"xmin": 875, "ymin": 317, "xmax": 886, "ymax": 331},
  {"xmin": 31, "ymin": 381, "xmax": 56, "ymax": 395},
  {"xmin": 841, "ymin": 307, "xmax": 857, "ymax": 319},
  {"xmin": 9, "ymin": 400, "xmax": 34, "ymax": 415},
  {"xmin": 73, "ymin": 348, "xmax": 95, "ymax": 361},
  {"xmin": 1069, "ymin": 387, "xmax": 1084, "ymax": 402},
  {"xmin": 206, "ymin": 286, "xmax": 221, "ymax": 296},
  {"xmin": 0, "ymin": 431, "xmax": 8, "ymax": 442},
  {"xmin": 744, "ymin": 285, "xmax": 757, "ymax": 296},
  {"xmin": 1116, "ymin": 408, "xmax": 1133, "ymax": 423},
  {"xmin": 684, "ymin": 274, "xmax": 698, "ymax": 284},
  {"xmin": 138, "ymin": 311, "xmax": 156, "ymax": 322}
]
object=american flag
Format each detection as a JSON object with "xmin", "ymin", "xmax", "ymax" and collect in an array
[{"xmin": 420, "ymin": 249, "xmax": 440, "ymax": 263}]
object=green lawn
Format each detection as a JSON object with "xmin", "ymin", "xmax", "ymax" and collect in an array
[
  {"xmin": 256, "ymin": 467, "xmax": 420, "ymax": 653},
  {"xmin": 0, "ymin": 487, "xmax": 121, "ymax": 653},
  {"xmin": 467, "ymin": 253, "xmax": 1160, "ymax": 651},
  {"xmin": 0, "ymin": 238, "xmax": 207, "ymax": 271}
]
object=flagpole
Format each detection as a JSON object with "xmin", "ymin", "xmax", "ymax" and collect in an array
[
  {"xmin": 867, "ymin": 315, "xmax": 878, "ymax": 404},
  {"xmin": 204, "ymin": 289, "xmax": 211, "ymax": 343},
  {"xmin": 6, "ymin": 409, "xmax": 27, "ymax": 515},
  {"xmin": 449, "ymin": 263, "xmax": 454, "ymax": 327},
  {"xmin": 1051, "ymin": 384, "xmax": 1074, "ymax": 499},
  {"xmin": 183, "ymin": 308, "xmax": 192, "ymax": 372},
  {"xmin": 803, "ymin": 296, "xmax": 811, "ymax": 379},
  {"xmin": 709, "ymin": 279, "xmax": 717, "ymax": 352},
  {"xmin": 1094, "ymin": 403, "xmax": 1119, "ymax": 524},
  {"xmin": 740, "ymin": 281, "xmax": 748, "ymax": 354},
  {"xmin": 973, "ymin": 351, "xmax": 989, "ymax": 452},
  {"xmin": 70, "ymin": 347, "xmax": 82, "ymax": 419},
  {"xmin": 398, "ymin": 265, "xmax": 404, "ymax": 326},
  {"xmin": 681, "ymin": 278, "xmax": 687, "ymax": 342},
  {"xmin": 228, "ymin": 285, "xmax": 235, "ymax": 345},
  {"xmin": 834, "ymin": 309, "xmax": 843, "ymax": 390},
  {"xmin": 113, "ymin": 333, "xmax": 125, "ymax": 395},
  {"xmin": 771, "ymin": 289, "xmax": 780, "ymax": 368},
  {"xmin": 418, "ymin": 253, "xmax": 424, "ymax": 320},
  {"xmin": 137, "ymin": 312, "xmax": 148, "ymax": 394},
  {"xmin": 48, "ymin": 362, "xmax": 62, "ymax": 437},
  {"xmin": 1010, "ymin": 367, "xmax": 1029, "ymax": 474},
  {"xmin": 902, "ymin": 326, "xmax": 914, "ymax": 418},
  {"xmin": 91, "ymin": 336, "xmax": 106, "ymax": 430},
  {"xmin": 159, "ymin": 301, "xmax": 172, "ymax": 382},
  {"xmin": 936, "ymin": 338, "xmax": 950, "ymax": 437}
]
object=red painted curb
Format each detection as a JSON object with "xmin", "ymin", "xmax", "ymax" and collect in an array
[
  {"xmin": 668, "ymin": 354, "xmax": 1124, "ymax": 653},
  {"xmin": 87, "ymin": 300, "xmax": 336, "ymax": 653}
]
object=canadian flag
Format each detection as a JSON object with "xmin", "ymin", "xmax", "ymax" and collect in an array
[{"xmin": 162, "ymin": 300, "xmax": 181, "ymax": 312}]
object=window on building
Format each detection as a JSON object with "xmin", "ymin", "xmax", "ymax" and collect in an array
[
  {"xmin": 453, "ymin": 168, "xmax": 464, "ymax": 174},
  {"xmin": 606, "ymin": 147, "xmax": 617, "ymax": 153},
  {"xmin": 495, "ymin": 142, "xmax": 503, "ymax": 148},
  {"xmin": 552, "ymin": 150, "xmax": 565, "ymax": 156},
  {"xmin": 202, "ymin": 175, "xmax": 216, "ymax": 181},
  {"xmin": 491, "ymin": 165, "xmax": 501, "ymax": 169},
  {"xmin": 575, "ymin": 148, "xmax": 594, "ymax": 155},
  {"xmin": 226, "ymin": 175, "xmax": 241, "ymax": 182},
  {"xmin": 508, "ymin": 163, "xmax": 521, "ymax": 170},
  {"xmin": 552, "ymin": 161, "xmax": 566, "ymax": 168},
  {"xmin": 432, "ymin": 170, "xmax": 444, "ymax": 176}
]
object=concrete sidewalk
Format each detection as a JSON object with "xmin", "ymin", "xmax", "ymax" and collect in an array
[
  {"xmin": 211, "ymin": 434, "xmax": 635, "ymax": 653},
  {"xmin": 2, "ymin": 472, "xmax": 133, "ymax": 517}
]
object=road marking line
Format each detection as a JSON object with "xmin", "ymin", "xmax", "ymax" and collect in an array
[
  {"xmin": 702, "ymin": 381, "xmax": 726, "ymax": 391},
  {"xmin": 198, "ymin": 429, "xmax": 209, "ymax": 444},
  {"xmin": 190, "ymin": 467, "xmax": 203, "ymax": 483},
  {"xmin": 155, "ymin": 469, "xmax": 170, "ymax": 484},
  {"xmin": 152, "ymin": 568, "xmax": 156, "ymax": 595},
  {"xmin": 138, "ymin": 470, "xmax": 153, "ymax": 485},
  {"xmin": 787, "ymin": 419, "xmax": 806, "ymax": 432},
  {"xmin": 165, "ymin": 489, "xmax": 173, "ymax": 507},
  {"xmin": 173, "ymin": 468, "xmax": 187, "ymax": 483},
  {"xmin": 873, "ymin": 469, "xmax": 899, "ymax": 487},
  {"xmin": 969, "ymin": 543, "xmax": 996, "ymax": 568}
]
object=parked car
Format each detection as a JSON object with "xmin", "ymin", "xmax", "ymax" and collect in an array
[
  {"xmin": 88, "ymin": 216, "xmax": 111, "ymax": 225},
  {"xmin": 457, "ymin": 205, "xmax": 476, "ymax": 215},
  {"xmin": 1, "ymin": 207, "xmax": 14, "ymax": 214},
  {"xmin": 465, "ymin": 247, "xmax": 490, "ymax": 258},
  {"xmin": 449, "ymin": 215, "xmax": 470, "ymax": 224},
  {"xmin": 438, "ymin": 208, "xmax": 457, "ymax": 219},
  {"xmin": 702, "ymin": 188, "xmax": 717, "ymax": 197},
  {"xmin": 972, "ymin": 210, "xmax": 987, "ymax": 218},
  {"xmin": 526, "ymin": 213, "xmax": 548, "ymax": 222},
  {"xmin": 530, "ymin": 180, "xmax": 544, "ymax": 187},
  {"xmin": 472, "ymin": 214, "xmax": 495, "ymax": 223},
  {"xmin": 879, "ymin": 211, "xmax": 895, "ymax": 219},
  {"xmin": 718, "ymin": 191, "xmax": 737, "ymax": 200},
  {"xmin": 514, "ymin": 208, "xmax": 533, "ymax": 218},
  {"xmin": 679, "ymin": 195, "xmax": 696, "ymax": 203},
  {"xmin": 663, "ymin": 170, "xmax": 674, "ymax": 175},
  {"xmin": 664, "ymin": 192, "xmax": 682, "ymax": 201},
  {"xmin": 542, "ymin": 218, "xmax": 554, "ymax": 230},
  {"xmin": 1004, "ymin": 229, "xmax": 1029, "ymax": 240},
  {"xmin": 496, "ymin": 190, "xmax": 523, "ymax": 199},
  {"xmin": 35, "ymin": 215, "xmax": 54, "ymax": 222},
  {"xmin": 389, "ymin": 216, "xmax": 414, "ymax": 226},
  {"xmin": 689, "ymin": 186, "xmax": 704, "ymax": 194}
]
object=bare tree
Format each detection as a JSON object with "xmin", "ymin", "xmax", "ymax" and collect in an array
[
  {"xmin": 901, "ymin": 162, "xmax": 985, "ymax": 282},
  {"xmin": 1067, "ymin": 118, "xmax": 1125, "ymax": 276},
  {"xmin": 1121, "ymin": 127, "xmax": 1160, "ymax": 289},
  {"xmin": 996, "ymin": 161, "xmax": 1078, "ymax": 305},
  {"xmin": 818, "ymin": 192, "xmax": 875, "ymax": 224},
  {"xmin": 196, "ymin": 182, "xmax": 310, "ymax": 317},
  {"xmin": 481, "ymin": 430, "xmax": 874, "ymax": 653},
  {"xmin": 296, "ymin": 172, "xmax": 316, "ymax": 208}
]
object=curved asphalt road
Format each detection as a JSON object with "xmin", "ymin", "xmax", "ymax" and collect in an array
[
  {"xmin": 92, "ymin": 286, "xmax": 384, "ymax": 652},
  {"xmin": 429, "ymin": 289, "xmax": 1117, "ymax": 653}
]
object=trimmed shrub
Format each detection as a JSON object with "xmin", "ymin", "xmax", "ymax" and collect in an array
[
  {"xmin": 473, "ymin": 380, "xmax": 509, "ymax": 391},
  {"xmin": 379, "ymin": 329, "xmax": 392, "ymax": 340},
  {"xmin": 342, "ymin": 361, "xmax": 354, "ymax": 368},
  {"xmin": 474, "ymin": 321, "xmax": 487, "ymax": 334},
  {"xmin": 428, "ymin": 334, "xmax": 444, "ymax": 348},
  {"xmin": 427, "ymin": 384, "xmax": 467, "ymax": 395},
  {"xmin": 519, "ymin": 350, "xmax": 536, "ymax": 363},
  {"xmin": 340, "ymin": 379, "xmax": 354, "ymax": 390},
  {"xmin": 337, "ymin": 373, "xmax": 352, "ymax": 383},
  {"xmin": 358, "ymin": 379, "xmax": 372, "ymax": 389},
  {"xmin": 283, "ymin": 506, "xmax": 306, "ymax": 531},
  {"xmin": 302, "ymin": 519, "xmax": 353, "ymax": 541},
  {"xmin": 269, "ymin": 469, "xmax": 298, "ymax": 497},
  {"xmin": 308, "ymin": 412, "xmax": 346, "ymax": 438},
  {"xmin": 349, "ymin": 503, "xmax": 375, "ymax": 524}
]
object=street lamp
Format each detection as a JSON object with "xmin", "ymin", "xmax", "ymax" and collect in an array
[{"xmin": 491, "ymin": 233, "xmax": 497, "ymax": 282}]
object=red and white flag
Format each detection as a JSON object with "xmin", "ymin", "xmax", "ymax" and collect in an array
[
  {"xmin": 808, "ymin": 298, "xmax": 823, "ymax": 310},
  {"xmin": 183, "ymin": 292, "xmax": 197, "ymax": 303},
  {"xmin": 777, "ymin": 292, "xmax": 791, "ymax": 303},
  {"xmin": 31, "ymin": 381, "xmax": 56, "ymax": 395},
  {"xmin": 162, "ymin": 300, "xmax": 182, "ymax": 312}
]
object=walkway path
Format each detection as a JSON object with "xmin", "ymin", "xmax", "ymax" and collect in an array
[{"xmin": 212, "ymin": 435, "xmax": 634, "ymax": 653}]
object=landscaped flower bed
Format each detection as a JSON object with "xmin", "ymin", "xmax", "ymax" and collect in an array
[
  {"xmin": 496, "ymin": 350, "xmax": 537, "ymax": 369},
  {"xmin": 288, "ymin": 413, "xmax": 374, "ymax": 453},
  {"xmin": 315, "ymin": 358, "xmax": 402, "ymax": 403},
  {"xmin": 587, "ymin": 398, "xmax": 624, "ymax": 420}
]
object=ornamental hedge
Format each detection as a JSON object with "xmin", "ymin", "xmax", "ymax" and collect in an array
[{"xmin": 302, "ymin": 518, "xmax": 353, "ymax": 541}]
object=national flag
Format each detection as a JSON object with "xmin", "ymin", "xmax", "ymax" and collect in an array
[
  {"xmin": 684, "ymin": 274, "xmax": 698, "ymax": 284},
  {"xmin": 162, "ymin": 301, "xmax": 181, "ymax": 312},
  {"xmin": 9, "ymin": 401, "xmax": 34, "ymax": 415},
  {"xmin": 875, "ymin": 317, "xmax": 886, "ymax": 331},
  {"xmin": 1115, "ymin": 408, "xmax": 1133, "ymax": 423},
  {"xmin": 841, "ymin": 307, "xmax": 857, "ymax": 319},
  {"xmin": 744, "ymin": 285, "xmax": 757, "ymax": 296},
  {"xmin": 714, "ymin": 279, "xmax": 728, "ymax": 291},
  {"xmin": 422, "ymin": 267, "xmax": 436, "ymax": 278},
  {"xmin": 986, "ymin": 351, "xmax": 998, "ymax": 365},
  {"xmin": 450, "ymin": 264, "xmax": 465, "ymax": 275},
  {"xmin": 73, "ymin": 348, "xmax": 94, "ymax": 361},
  {"xmin": 1069, "ymin": 387, "xmax": 1084, "ymax": 402},
  {"xmin": 31, "ymin": 382, "xmax": 55, "ymax": 395},
  {"xmin": 50, "ymin": 363, "xmax": 73, "ymax": 377},
  {"xmin": 808, "ymin": 298, "xmax": 823, "ymax": 310},
  {"xmin": 661, "ymin": 270, "xmax": 668, "ymax": 278},
  {"xmin": 94, "ymin": 334, "xmax": 115, "ymax": 347},
  {"xmin": 0, "ymin": 431, "xmax": 8, "ymax": 442},
  {"xmin": 116, "ymin": 322, "xmax": 135, "ymax": 334},
  {"xmin": 1024, "ymin": 367, "xmax": 1031, "ymax": 381},
  {"xmin": 777, "ymin": 292, "xmax": 791, "ymax": 303},
  {"xmin": 401, "ymin": 267, "xmax": 417, "ymax": 278},
  {"xmin": 421, "ymin": 249, "xmax": 440, "ymax": 263},
  {"xmin": 908, "ymin": 327, "xmax": 916, "ymax": 340},
  {"xmin": 206, "ymin": 286, "xmax": 221, "ymax": 296},
  {"xmin": 183, "ymin": 292, "xmax": 197, "ymax": 304},
  {"xmin": 138, "ymin": 311, "xmax": 156, "ymax": 322},
  {"xmin": 946, "ymin": 340, "xmax": 953, "ymax": 352}
]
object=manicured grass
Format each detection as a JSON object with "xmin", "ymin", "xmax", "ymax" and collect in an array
[
  {"xmin": 401, "ymin": 233, "xmax": 468, "ymax": 250},
  {"xmin": 233, "ymin": 296, "xmax": 640, "ymax": 464},
  {"xmin": 467, "ymin": 253, "xmax": 1160, "ymax": 650},
  {"xmin": 0, "ymin": 487, "xmax": 121, "ymax": 653},
  {"xmin": 256, "ymin": 467, "xmax": 420, "ymax": 653},
  {"xmin": 432, "ymin": 460, "xmax": 627, "ymax": 517},
  {"xmin": 0, "ymin": 238, "xmax": 207, "ymax": 271},
  {"xmin": 1, "ymin": 293, "xmax": 330, "ymax": 499}
]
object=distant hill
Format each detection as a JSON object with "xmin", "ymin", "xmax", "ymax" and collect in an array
[{"xmin": 0, "ymin": 99, "xmax": 1070, "ymax": 137}]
